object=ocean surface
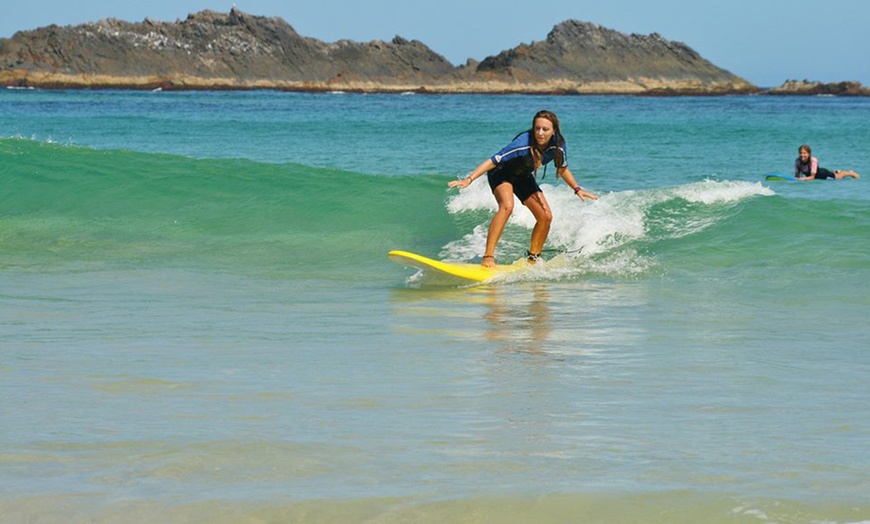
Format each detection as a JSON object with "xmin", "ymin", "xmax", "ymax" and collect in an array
[{"xmin": 1, "ymin": 89, "xmax": 868, "ymax": 523}]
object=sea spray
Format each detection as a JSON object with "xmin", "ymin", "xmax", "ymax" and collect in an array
[{"xmin": 443, "ymin": 179, "xmax": 775, "ymax": 279}]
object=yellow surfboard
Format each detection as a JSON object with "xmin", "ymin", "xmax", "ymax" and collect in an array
[{"xmin": 387, "ymin": 250, "xmax": 525, "ymax": 283}]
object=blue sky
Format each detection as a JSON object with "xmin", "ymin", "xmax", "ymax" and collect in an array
[{"xmin": 3, "ymin": 0, "xmax": 868, "ymax": 87}]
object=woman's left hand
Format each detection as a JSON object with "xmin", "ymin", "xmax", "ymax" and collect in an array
[{"xmin": 574, "ymin": 188, "xmax": 598, "ymax": 201}]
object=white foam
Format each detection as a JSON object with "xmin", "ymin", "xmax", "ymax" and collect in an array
[
  {"xmin": 673, "ymin": 179, "xmax": 774, "ymax": 204},
  {"xmin": 442, "ymin": 179, "xmax": 772, "ymax": 279},
  {"xmin": 445, "ymin": 179, "xmax": 500, "ymax": 215}
]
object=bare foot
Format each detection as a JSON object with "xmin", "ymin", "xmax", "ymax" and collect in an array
[{"xmin": 481, "ymin": 255, "xmax": 496, "ymax": 268}]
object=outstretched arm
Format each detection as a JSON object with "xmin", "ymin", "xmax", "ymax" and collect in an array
[
  {"xmin": 557, "ymin": 166, "xmax": 597, "ymax": 201},
  {"xmin": 448, "ymin": 158, "xmax": 496, "ymax": 189}
]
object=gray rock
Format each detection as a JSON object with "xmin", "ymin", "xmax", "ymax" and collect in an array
[{"xmin": 0, "ymin": 9, "xmax": 759, "ymax": 93}]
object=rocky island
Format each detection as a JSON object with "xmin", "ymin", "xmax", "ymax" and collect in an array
[
  {"xmin": 766, "ymin": 79, "xmax": 870, "ymax": 96},
  {"xmin": 0, "ymin": 9, "xmax": 858, "ymax": 95}
]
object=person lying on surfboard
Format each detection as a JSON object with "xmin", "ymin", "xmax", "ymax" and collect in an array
[
  {"xmin": 447, "ymin": 110, "xmax": 597, "ymax": 268},
  {"xmin": 795, "ymin": 144, "xmax": 860, "ymax": 180}
]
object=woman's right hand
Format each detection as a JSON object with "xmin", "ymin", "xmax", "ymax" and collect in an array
[{"xmin": 447, "ymin": 177, "xmax": 472, "ymax": 189}]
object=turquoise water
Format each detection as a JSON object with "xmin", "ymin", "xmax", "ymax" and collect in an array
[{"xmin": 1, "ymin": 89, "xmax": 869, "ymax": 522}]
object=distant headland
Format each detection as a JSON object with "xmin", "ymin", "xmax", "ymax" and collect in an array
[{"xmin": 1, "ymin": 9, "xmax": 867, "ymax": 96}]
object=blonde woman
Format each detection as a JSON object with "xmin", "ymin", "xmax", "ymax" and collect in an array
[{"xmin": 448, "ymin": 110, "xmax": 597, "ymax": 267}]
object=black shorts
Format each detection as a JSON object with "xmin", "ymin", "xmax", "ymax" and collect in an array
[
  {"xmin": 816, "ymin": 167, "xmax": 836, "ymax": 179},
  {"xmin": 487, "ymin": 169, "xmax": 541, "ymax": 202}
]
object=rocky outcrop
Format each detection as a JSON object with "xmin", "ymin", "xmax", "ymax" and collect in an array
[
  {"xmin": 0, "ymin": 9, "xmax": 758, "ymax": 94},
  {"xmin": 766, "ymin": 79, "xmax": 870, "ymax": 96},
  {"xmin": 0, "ymin": 9, "xmax": 454, "ymax": 87},
  {"xmin": 474, "ymin": 21, "xmax": 748, "ymax": 88}
]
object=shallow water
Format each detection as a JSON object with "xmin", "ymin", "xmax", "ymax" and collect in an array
[{"xmin": 1, "ymin": 89, "xmax": 868, "ymax": 522}]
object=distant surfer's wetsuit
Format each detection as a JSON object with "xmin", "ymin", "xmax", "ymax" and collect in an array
[
  {"xmin": 795, "ymin": 156, "xmax": 836, "ymax": 179},
  {"xmin": 487, "ymin": 131, "xmax": 568, "ymax": 202}
]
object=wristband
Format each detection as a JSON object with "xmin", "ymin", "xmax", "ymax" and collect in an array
[{"xmin": 573, "ymin": 186, "xmax": 583, "ymax": 194}]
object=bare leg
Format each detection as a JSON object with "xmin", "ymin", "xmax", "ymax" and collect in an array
[
  {"xmin": 835, "ymin": 170, "xmax": 860, "ymax": 179},
  {"xmin": 483, "ymin": 183, "xmax": 515, "ymax": 267},
  {"xmin": 522, "ymin": 191, "xmax": 553, "ymax": 263}
]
